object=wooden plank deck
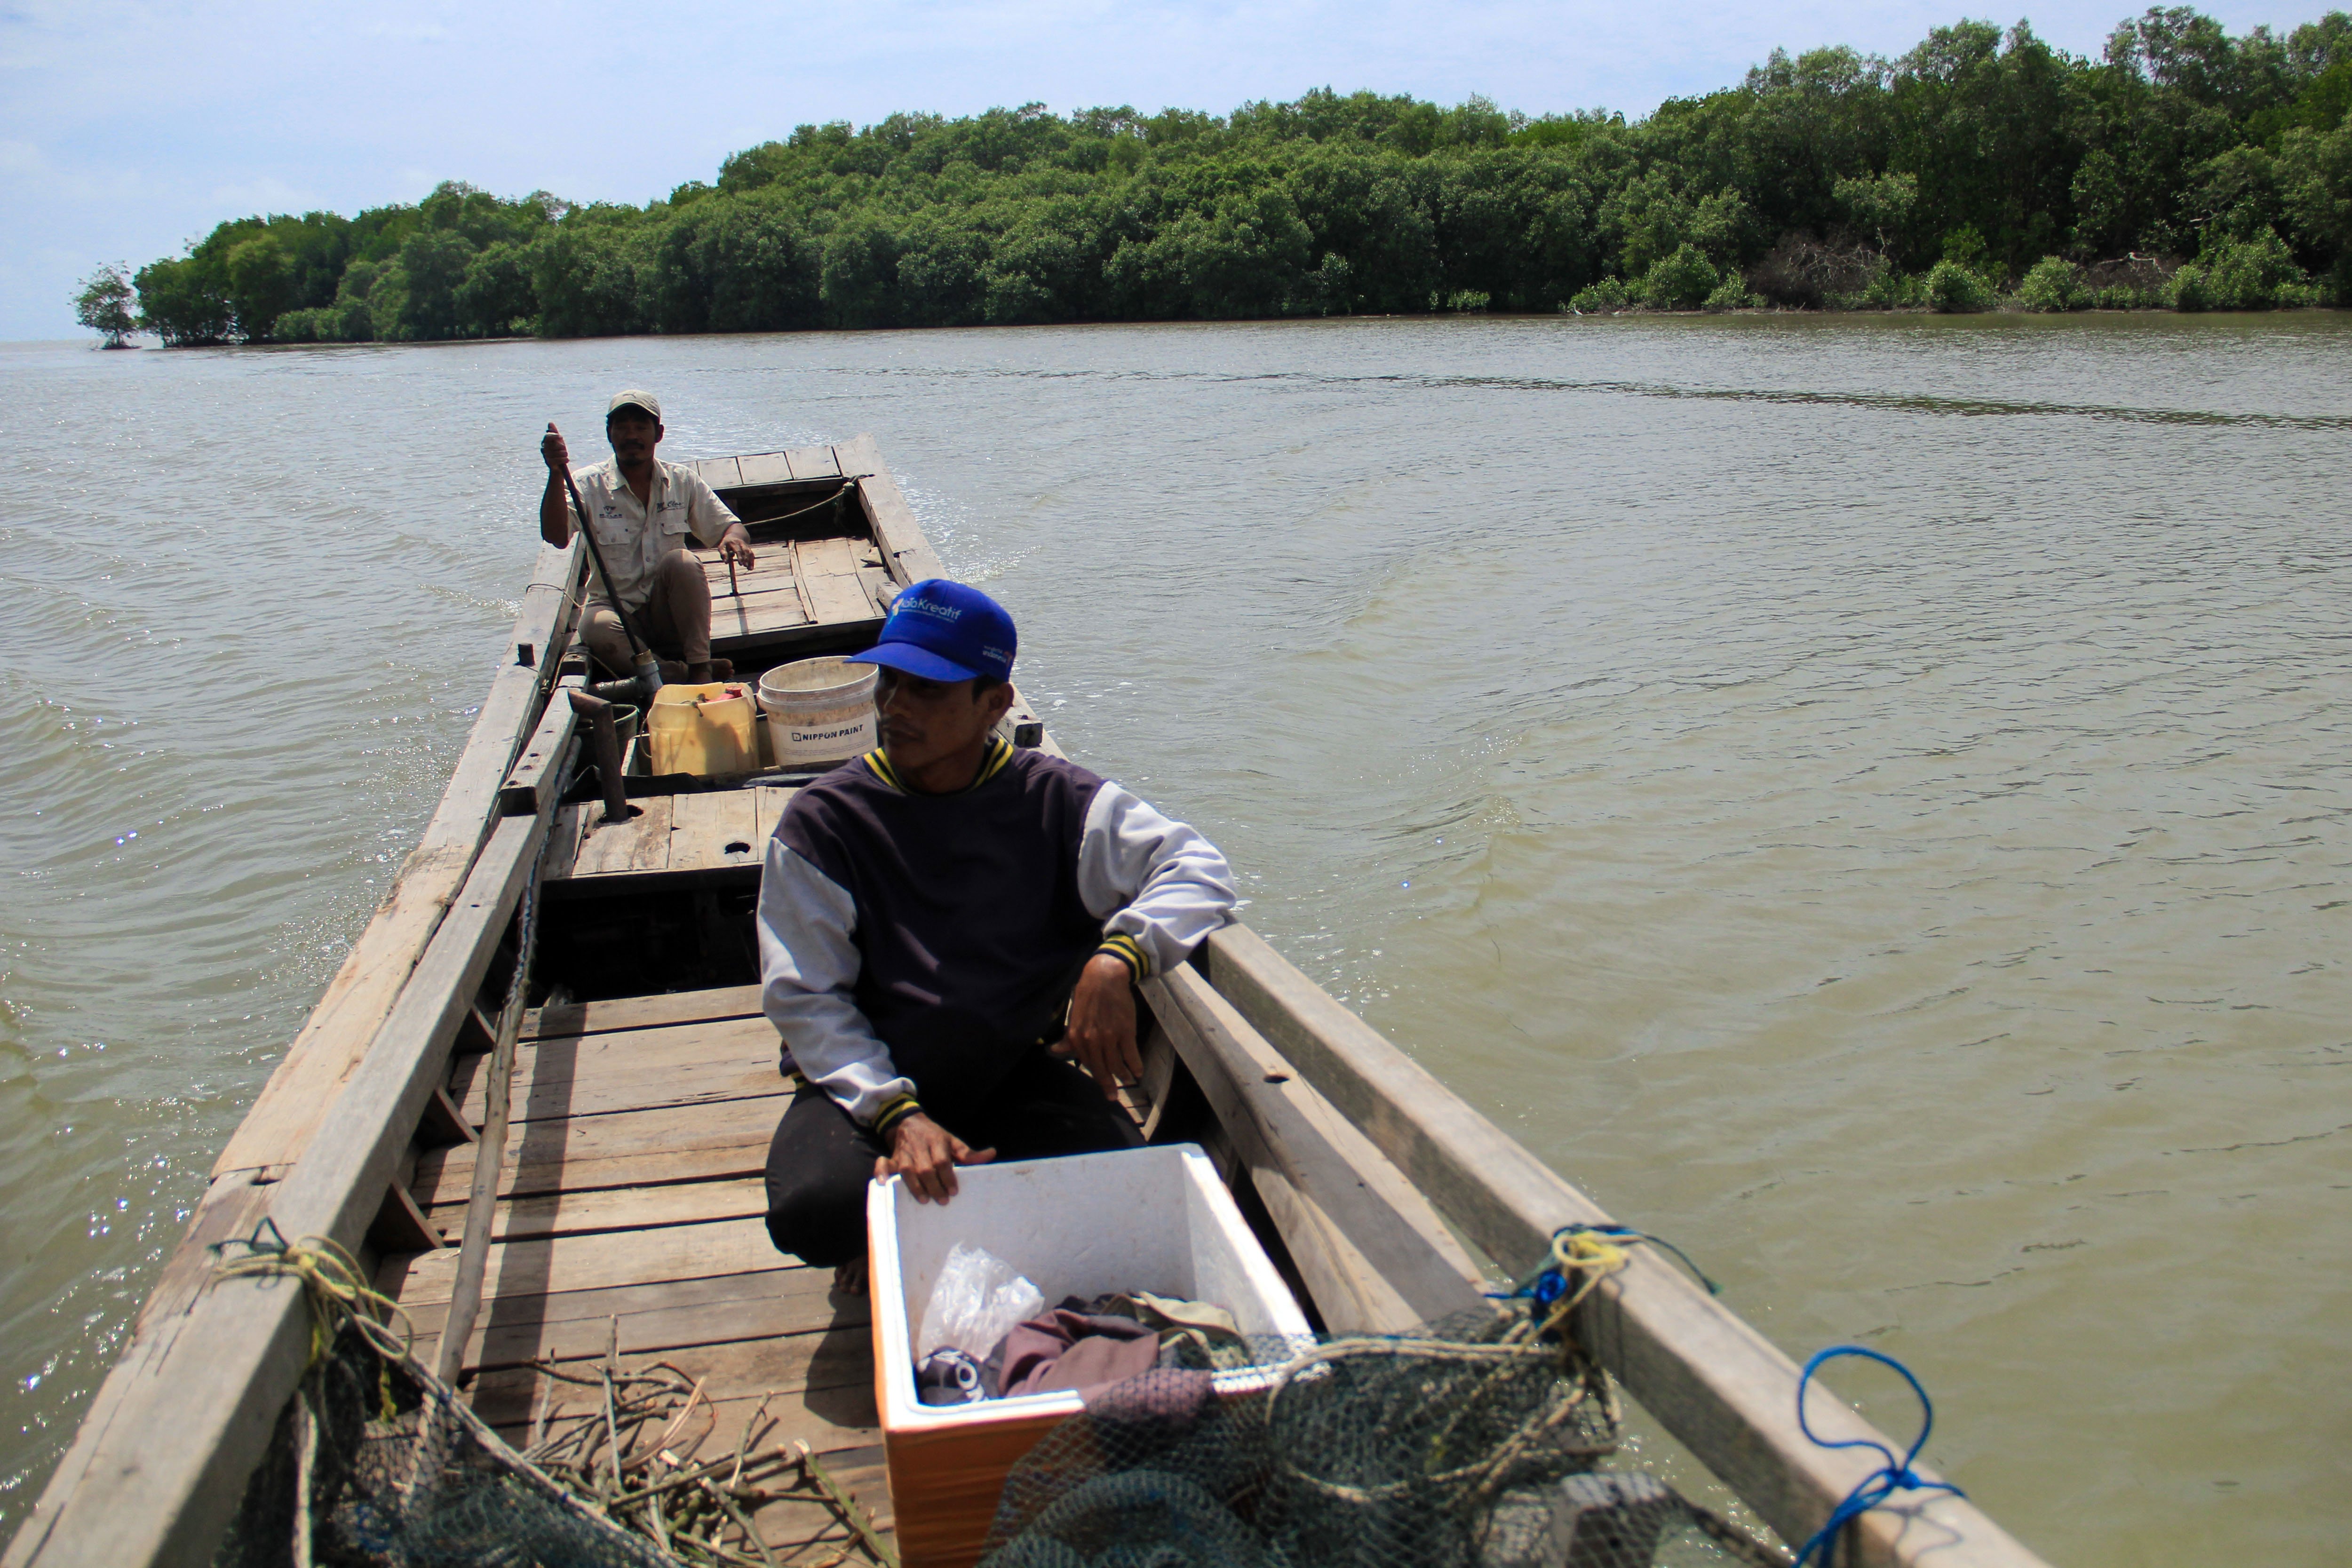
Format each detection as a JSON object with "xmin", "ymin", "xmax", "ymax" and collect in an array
[
  {"xmin": 381, "ymin": 991, "xmax": 895, "ymax": 1560},
  {"xmin": 695, "ymin": 514, "xmax": 890, "ymax": 656},
  {"xmin": 549, "ymin": 784, "xmax": 786, "ymax": 883},
  {"xmin": 735, "ymin": 451, "xmax": 796, "ymax": 487}
]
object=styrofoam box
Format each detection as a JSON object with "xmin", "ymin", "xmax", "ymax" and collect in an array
[{"xmin": 867, "ymin": 1143, "xmax": 1313, "ymax": 1567}]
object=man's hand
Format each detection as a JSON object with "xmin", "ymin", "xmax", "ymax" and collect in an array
[
  {"xmin": 875, "ymin": 1112, "xmax": 994, "ymax": 1204},
  {"xmin": 542, "ymin": 422, "xmax": 571, "ymax": 476},
  {"xmin": 719, "ymin": 523, "xmax": 756, "ymax": 570},
  {"xmin": 1060, "ymin": 953, "xmax": 1141, "ymax": 1100}
]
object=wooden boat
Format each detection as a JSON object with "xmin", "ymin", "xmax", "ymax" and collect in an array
[{"xmin": 1, "ymin": 438, "xmax": 2050, "ymax": 1568}]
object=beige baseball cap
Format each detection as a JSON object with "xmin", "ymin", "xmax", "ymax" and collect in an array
[{"xmin": 607, "ymin": 389, "xmax": 662, "ymax": 421}]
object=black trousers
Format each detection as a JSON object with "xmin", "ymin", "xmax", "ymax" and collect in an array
[{"xmin": 763, "ymin": 1051, "xmax": 1142, "ymax": 1267}]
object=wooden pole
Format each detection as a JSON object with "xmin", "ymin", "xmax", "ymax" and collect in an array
[{"xmin": 433, "ymin": 850, "xmax": 544, "ymax": 1386}]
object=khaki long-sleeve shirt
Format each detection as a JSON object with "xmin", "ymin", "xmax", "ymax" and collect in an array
[{"xmin": 569, "ymin": 457, "xmax": 739, "ymax": 610}]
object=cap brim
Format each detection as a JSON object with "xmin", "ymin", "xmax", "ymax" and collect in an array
[{"xmin": 845, "ymin": 642, "xmax": 984, "ymax": 682}]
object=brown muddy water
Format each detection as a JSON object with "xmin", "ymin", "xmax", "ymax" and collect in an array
[{"xmin": 1, "ymin": 313, "xmax": 2346, "ymax": 1563}]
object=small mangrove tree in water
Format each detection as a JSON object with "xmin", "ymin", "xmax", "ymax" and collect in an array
[
  {"xmin": 73, "ymin": 265, "xmax": 139, "ymax": 347},
  {"xmin": 108, "ymin": 5, "xmax": 2352, "ymax": 344}
]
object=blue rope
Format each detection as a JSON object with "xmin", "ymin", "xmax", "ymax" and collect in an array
[
  {"xmin": 1489, "ymin": 1256, "xmax": 1565, "ymax": 1310},
  {"xmin": 1791, "ymin": 1346, "xmax": 1965, "ymax": 1568},
  {"xmin": 1577, "ymin": 1223, "xmax": 1722, "ymax": 1296}
]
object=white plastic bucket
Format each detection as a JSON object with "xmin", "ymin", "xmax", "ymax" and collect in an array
[{"xmin": 757, "ymin": 656, "xmax": 879, "ymax": 768}]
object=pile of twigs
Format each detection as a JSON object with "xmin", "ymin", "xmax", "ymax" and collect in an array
[{"xmin": 521, "ymin": 1356, "xmax": 895, "ymax": 1568}]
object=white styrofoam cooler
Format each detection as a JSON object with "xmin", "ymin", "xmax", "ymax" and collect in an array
[
  {"xmin": 867, "ymin": 1142, "xmax": 1314, "ymax": 1436},
  {"xmin": 870, "ymin": 1144, "xmax": 1317, "ymax": 1565}
]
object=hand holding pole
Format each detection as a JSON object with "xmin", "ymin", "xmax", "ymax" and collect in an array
[{"xmin": 549, "ymin": 423, "xmax": 663, "ymax": 695}]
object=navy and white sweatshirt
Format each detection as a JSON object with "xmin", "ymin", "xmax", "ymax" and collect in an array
[{"xmin": 755, "ymin": 737, "xmax": 1236, "ymax": 1131}]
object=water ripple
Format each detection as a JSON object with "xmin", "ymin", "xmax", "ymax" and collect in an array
[{"xmin": 0, "ymin": 318, "xmax": 2345, "ymax": 1566}]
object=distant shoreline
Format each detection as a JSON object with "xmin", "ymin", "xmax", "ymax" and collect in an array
[
  {"xmin": 81, "ymin": 296, "xmax": 2352, "ymax": 358},
  {"xmin": 105, "ymin": 11, "xmax": 2350, "ymax": 350}
]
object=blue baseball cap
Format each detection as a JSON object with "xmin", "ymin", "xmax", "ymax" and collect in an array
[{"xmin": 846, "ymin": 579, "xmax": 1017, "ymax": 683}]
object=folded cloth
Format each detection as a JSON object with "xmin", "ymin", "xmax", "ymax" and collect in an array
[
  {"xmin": 915, "ymin": 1347, "xmax": 987, "ymax": 1406},
  {"xmin": 984, "ymin": 1307, "xmax": 1163, "ymax": 1397},
  {"xmin": 1040, "ymin": 1332, "xmax": 1164, "ymax": 1393},
  {"xmin": 1075, "ymin": 1290, "xmax": 1255, "ymax": 1372}
]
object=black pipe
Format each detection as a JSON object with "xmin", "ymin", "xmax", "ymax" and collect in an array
[{"xmin": 566, "ymin": 689, "xmax": 634, "ymax": 823}]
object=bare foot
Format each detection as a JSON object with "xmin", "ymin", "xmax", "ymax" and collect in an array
[{"xmin": 833, "ymin": 1257, "xmax": 869, "ymax": 1297}]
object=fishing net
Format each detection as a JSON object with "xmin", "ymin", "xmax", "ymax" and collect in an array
[
  {"xmin": 211, "ymin": 1317, "xmax": 672, "ymax": 1568},
  {"xmin": 977, "ymin": 1292, "xmax": 1788, "ymax": 1568},
  {"xmin": 207, "ymin": 1234, "xmax": 892, "ymax": 1568}
]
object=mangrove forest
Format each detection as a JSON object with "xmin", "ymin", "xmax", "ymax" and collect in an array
[{"xmin": 111, "ymin": 5, "xmax": 2352, "ymax": 343}]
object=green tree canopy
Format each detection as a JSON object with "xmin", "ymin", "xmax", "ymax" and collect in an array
[
  {"xmin": 72, "ymin": 264, "xmax": 139, "ymax": 346},
  {"xmin": 118, "ymin": 6, "xmax": 2352, "ymax": 342}
]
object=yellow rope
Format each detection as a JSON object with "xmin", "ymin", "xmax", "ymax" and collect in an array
[
  {"xmin": 1539, "ymin": 1226, "xmax": 1635, "ymax": 1332},
  {"xmin": 212, "ymin": 1223, "xmax": 417, "ymax": 1370}
]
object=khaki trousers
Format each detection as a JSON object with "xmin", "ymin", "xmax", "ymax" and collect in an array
[{"xmin": 580, "ymin": 549, "xmax": 710, "ymax": 673}]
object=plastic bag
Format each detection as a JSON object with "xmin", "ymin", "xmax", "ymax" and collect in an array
[{"xmin": 917, "ymin": 1242, "xmax": 1045, "ymax": 1359}]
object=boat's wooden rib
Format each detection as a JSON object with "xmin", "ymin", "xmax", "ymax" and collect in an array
[{"xmin": 8, "ymin": 436, "xmax": 2052, "ymax": 1568}]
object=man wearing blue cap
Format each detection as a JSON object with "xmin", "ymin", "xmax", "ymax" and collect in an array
[{"xmin": 756, "ymin": 580, "xmax": 1236, "ymax": 1283}]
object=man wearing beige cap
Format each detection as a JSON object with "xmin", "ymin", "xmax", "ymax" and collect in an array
[{"xmin": 540, "ymin": 390, "xmax": 757, "ymax": 683}]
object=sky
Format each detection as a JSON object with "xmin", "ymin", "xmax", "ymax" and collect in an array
[{"xmin": 0, "ymin": 0, "xmax": 2321, "ymax": 340}]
